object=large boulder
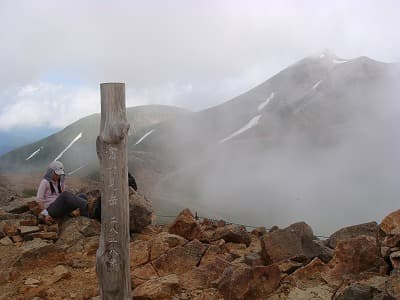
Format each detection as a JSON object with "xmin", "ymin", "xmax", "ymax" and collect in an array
[
  {"xmin": 148, "ymin": 232, "xmax": 187, "ymax": 261},
  {"xmin": 387, "ymin": 272, "xmax": 400, "ymax": 299},
  {"xmin": 200, "ymin": 244, "xmax": 231, "ymax": 267},
  {"xmin": 14, "ymin": 238, "xmax": 61, "ymax": 267},
  {"xmin": 327, "ymin": 236, "xmax": 387, "ymax": 284},
  {"xmin": 211, "ymin": 224, "xmax": 251, "ymax": 246},
  {"xmin": 131, "ymin": 262, "xmax": 158, "ymax": 287},
  {"xmin": 56, "ymin": 216, "xmax": 100, "ymax": 252},
  {"xmin": 168, "ymin": 208, "xmax": 203, "ymax": 241},
  {"xmin": 332, "ymin": 273, "xmax": 396, "ymax": 300},
  {"xmin": 261, "ymin": 222, "xmax": 331, "ymax": 264},
  {"xmin": 283, "ymin": 257, "xmax": 328, "ymax": 288},
  {"xmin": 191, "ymin": 288, "xmax": 223, "ymax": 300},
  {"xmin": 327, "ymin": 222, "xmax": 378, "ymax": 249},
  {"xmin": 130, "ymin": 239, "xmax": 150, "ymax": 268},
  {"xmin": 380, "ymin": 209, "xmax": 400, "ymax": 235},
  {"xmin": 153, "ymin": 239, "xmax": 208, "ymax": 276},
  {"xmin": 216, "ymin": 263, "xmax": 281, "ymax": 300},
  {"xmin": 129, "ymin": 189, "xmax": 154, "ymax": 233},
  {"xmin": 131, "ymin": 274, "xmax": 181, "ymax": 300},
  {"xmin": 180, "ymin": 256, "xmax": 232, "ymax": 291}
]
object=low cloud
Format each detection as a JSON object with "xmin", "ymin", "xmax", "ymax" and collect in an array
[{"xmin": 0, "ymin": 82, "xmax": 99, "ymax": 130}]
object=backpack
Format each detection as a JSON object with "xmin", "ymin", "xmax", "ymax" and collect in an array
[{"xmin": 92, "ymin": 172, "xmax": 138, "ymax": 222}]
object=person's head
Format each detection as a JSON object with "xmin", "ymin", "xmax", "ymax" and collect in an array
[{"xmin": 49, "ymin": 161, "xmax": 65, "ymax": 180}]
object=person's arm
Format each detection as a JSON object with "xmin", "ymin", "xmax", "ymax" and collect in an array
[
  {"xmin": 36, "ymin": 180, "xmax": 48, "ymax": 213},
  {"xmin": 36, "ymin": 180, "xmax": 55, "ymax": 224}
]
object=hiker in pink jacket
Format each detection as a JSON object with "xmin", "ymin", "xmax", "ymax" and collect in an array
[{"xmin": 36, "ymin": 161, "xmax": 89, "ymax": 225}]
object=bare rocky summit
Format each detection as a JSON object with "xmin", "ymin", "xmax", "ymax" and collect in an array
[{"xmin": 0, "ymin": 191, "xmax": 400, "ymax": 299}]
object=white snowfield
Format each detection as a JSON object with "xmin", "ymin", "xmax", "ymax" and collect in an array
[
  {"xmin": 25, "ymin": 146, "xmax": 43, "ymax": 160},
  {"xmin": 219, "ymin": 115, "xmax": 262, "ymax": 144},
  {"xmin": 258, "ymin": 92, "xmax": 275, "ymax": 111},
  {"xmin": 54, "ymin": 132, "xmax": 82, "ymax": 161},
  {"xmin": 319, "ymin": 53, "xmax": 325, "ymax": 58},
  {"xmin": 68, "ymin": 163, "xmax": 89, "ymax": 175},
  {"xmin": 332, "ymin": 59, "xmax": 347, "ymax": 64},
  {"xmin": 135, "ymin": 129, "xmax": 155, "ymax": 145},
  {"xmin": 312, "ymin": 80, "xmax": 322, "ymax": 90}
]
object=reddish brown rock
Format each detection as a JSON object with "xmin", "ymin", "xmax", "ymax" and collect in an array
[
  {"xmin": 168, "ymin": 208, "xmax": 203, "ymax": 241},
  {"xmin": 191, "ymin": 288, "xmax": 224, "ymax": 300},
  {"xmin": 244, "ymin": 253, "xmax": 264, "ymax": 267},
  {"xmin": 179, "ymin": 267, "xmax": 209, "ymax": 291},
  {"xmin": 15, "ymin": 238, "xmax": 59, "ymax": 265},
  {"xmin": 19, "ymin": 225, "xmax": 40, "ymax": 235},
  {"xmin": 211, "ymin": 224, "xmax": 251, "ymax": 246},
  {"xmin": 217, "ymin": 263, "xmax": 252, "ymax": 299},
  {"xmin": 261, "ymin": 222, "xmax": 328, "ymax": 264},
  {"xmin": 0, "ymin": 236, "xmax": 13, "ymax": 245},
  {"xmin": 277, "ymin": 259, "xmax": 305, "ymax": 274},
  {"xmin": 47, "ymin": 223, "xmax": 59, "ymax": 233},
  {"xmin": 131, "ymin": 262, "xmax": 158, "ymax": 287},
  {"xmin": 153, "ymin": 239, "xmax": 207, "ymax": 276},
  {"xmin": 284, "ymin": 257, "xmax": 328, "ymax": 288},
  {"xmin": 382, "ymin": 234, "xmax": 400, "ymax": 248},
  {"xmin": 389, "ymin": 251, "xmax": 400, "ymax": 270},
  {"xmin": 20, "ymin": 219, "xmax": 38, "ymax": 226},
  {"xmin": 56, "ymin": 216, "xmax": 100, "ymax": 249},
  {"xmin": 11, "ymin": 235, "xmax": 23, "ymax": 243},
  {"xmin": 387, "ymin": 272, "xmax": 400, "ymax": 299},
  {"xmin": 327, "ymin": 236, "xmax": 386, "ymax": 284},
  {"xmin": 217, "ymin": 263, "xmax": 281, "ymax": 300},
  {"xmin": 327, "ymin": 221, "xmax": 378, "ymax": 249},
  {"xmin": 3, "ymin": 223, "xmax": 19, "ymax": 236},
  {"xmin": 28, "ymin": 200, "xmax": 41, "ymax": 216},
  {"xmin": 130, "ymin": 239, "xmax": 149, "ymax": 267},
  {"xmin": 199, "ymin": 244, "xmax": 230, "ymax": 267},
  {"xmin": 246, "ymin": 265, "xmax": 282, "ymax": 299},
  {"xmin": 251, "ymin": 227, "xmax": 267, "ymax": 237},
  {"xmin": 131, "ymin": 274, "xmax": 181, "ymax": 300},
  {"xmin": 149, "ymin": 232, "xmax": 187, "ymax": 261},
  {"xmin": 224, "ymin": 243, "xmax": 248, "ymax": 258},
  {"xmin": 380, "ymin": 209, "xmax": 400, "ymax": 235}
]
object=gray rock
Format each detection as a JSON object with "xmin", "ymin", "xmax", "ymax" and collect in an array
[
  {"xmin": 19, "ymin": 225, "xmax": 40, "ymax": 235},
  {"xmin": 0, "ymin": 236, "xmax": 13, "ymax": 246},
  {"xmin": 211, "ymin": 224, "xmax": 251, "ymax": 246},
  {"xmin": 56, "ymin": 216, "xmax": 100, "ymax": 249},
  {"xmin": 327, "ymin": 222, "xmax": 378, "ymax": 249},
  {"xmin": 343, "ymin": 284, "xmax": 373, "ymax": 300},
  {"xmin": 129, "ymin": 189, "xmax": 153, "ymax": 233},
  {"xmin": 261, "ymin": 222, "xmax": 331, "ymax": 264}
]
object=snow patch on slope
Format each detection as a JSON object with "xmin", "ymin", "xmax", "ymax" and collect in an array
[
  {"xmin": 25, "ymin": 146, "xmax": 43, "ymax": 161},
  {"xmin": 135, "ymin": 129, "xmax": 155, "ymax": 145},
  {"xmin": 312, "ymin": 80, "xmax": 322, "ymax": 90},
  {"xmin": 258, "ymin": 92, "xmax": 275, "ymax": 111},
  {"xmin": 54, "ymin": 132, "xmax": 82, "ymax": 161},
  {"xmin": 333, "ymin": 59, "xmax": 347, "ymax": 64},
  {"xmin": 219, "ymin": 115, "xmax": 262, "ymax": 144},
  {"xmin": 68, "ymin": 163, "xmax": 89, "ymax": 175}
]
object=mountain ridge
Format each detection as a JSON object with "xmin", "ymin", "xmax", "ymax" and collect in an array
[{"xmin": 1, "ymin": 52, "xmax": 399, "ymax": 233}]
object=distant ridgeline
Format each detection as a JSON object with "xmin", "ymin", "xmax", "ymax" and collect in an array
[{"xmin": 1, "ymin": 52, "xmax": 399, "ymax": 234}]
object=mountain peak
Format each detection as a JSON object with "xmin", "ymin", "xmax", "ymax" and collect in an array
[{"xmin": 315, "ymin": 49, "xmax": 337, "ymax": 59}]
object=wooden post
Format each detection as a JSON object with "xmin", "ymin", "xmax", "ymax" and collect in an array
[{"xmin": 96, "ymin": 83, "xmax": 131, "ymax": 299}]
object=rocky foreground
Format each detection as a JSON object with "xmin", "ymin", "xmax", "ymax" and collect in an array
[{"xmin": 0, "ymin": 191, "xmax": 399, "ymax": 300}]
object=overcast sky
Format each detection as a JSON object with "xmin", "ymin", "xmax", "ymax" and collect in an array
[{"xmin": 0, "ymin": 0, "xmax": 399, "ymax": 132}]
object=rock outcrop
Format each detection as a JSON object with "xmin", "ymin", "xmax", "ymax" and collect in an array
[{"xmin": 0, "ymin": 200, "xmax": 400, "ymax": 300}]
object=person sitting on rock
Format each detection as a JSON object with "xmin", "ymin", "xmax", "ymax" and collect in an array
[{"xmin": 36, "ymin": 160, "xmax": 89, "ymax": 225}]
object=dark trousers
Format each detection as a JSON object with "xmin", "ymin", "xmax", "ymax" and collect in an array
[{"xmin": 47, "ymin": 191, "xmax": 88, "ymax": 218}]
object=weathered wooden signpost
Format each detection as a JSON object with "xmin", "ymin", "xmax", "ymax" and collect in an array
[{"xmin": 96, "ymin": 83, "xmax": 131, "ymax": 299}]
